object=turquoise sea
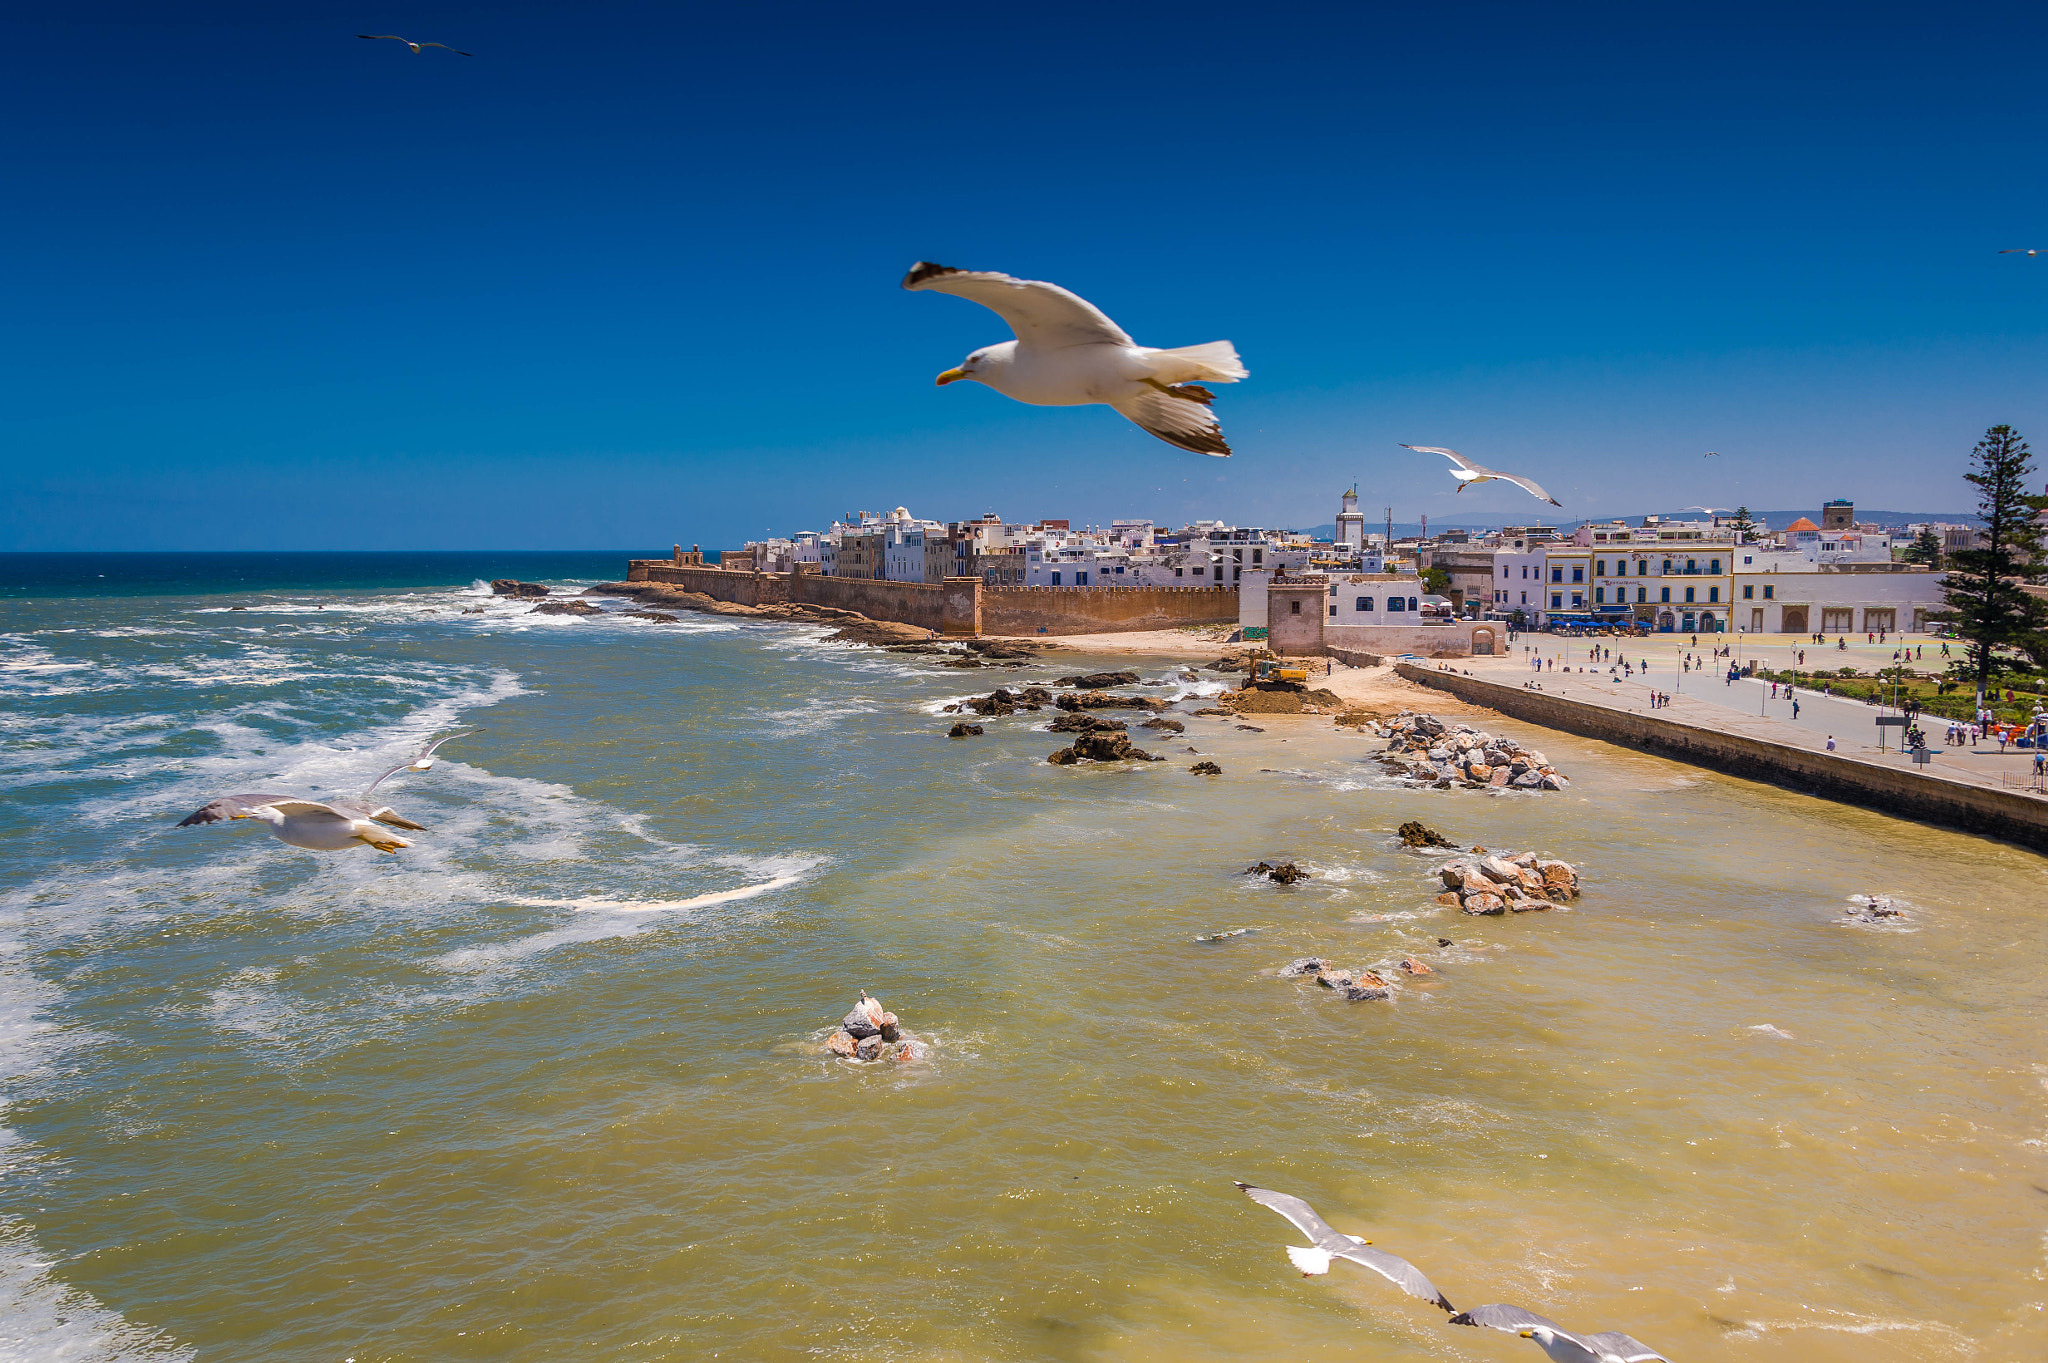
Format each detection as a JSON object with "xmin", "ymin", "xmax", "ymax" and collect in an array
[{"xmin": 2, "ymin": 554, "xmax": 2044, "ymax": 1362}]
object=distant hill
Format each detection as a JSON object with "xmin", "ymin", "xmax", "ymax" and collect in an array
[{"xmin": 1286, "ymin": 509, "xmax": 1980, "ymax": 539}]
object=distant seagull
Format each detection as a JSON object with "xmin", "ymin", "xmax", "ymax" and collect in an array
[
  {"xmin": 1401, "ymin": 445, "xmax": 1563, "ymax": 508},
  {"xmin": 1232, "ymin": 1182, "xmax": 1455, "ymax": 1312},
  {"xmin": 357, "ymin": 34, "xmax": 473, "ymax": 55},
  {"xmin": 1998, "ymin": 249, "xmax": 2041, "ymax": 256},
  {"xmin": 175, "ymin": 731, "xmax": 474, "ymax": 855},
  {"xmin": 903, "ymin": 262, "xmax": 1247, "ymax": 457},
  {"xmin": 1450, "ymin": 1303, "xmax": 1671, "ymax": 1363},
  {"xmin": 1680, "ymin": 506, "xmax": 1730, "ymax": 515},
  {"xmin": 1703, "ymin": 450, "xmax": 1720, "ymax": 457}
]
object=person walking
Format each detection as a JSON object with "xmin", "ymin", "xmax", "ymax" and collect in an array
[
  {"xmin": 1792, "ymin": 696, "xmax": 1800, "ymax": 720},
  {"xmin": 1826, "ymin": 734, "xmax": 1836, "ymax": 751}
]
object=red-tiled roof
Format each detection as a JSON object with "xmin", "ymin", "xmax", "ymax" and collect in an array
[{"xmin": 1784, "ymin": 516, "xmax": 1820, "ymax": 533}]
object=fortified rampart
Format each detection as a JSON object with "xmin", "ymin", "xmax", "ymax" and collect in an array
[
  {"xmin": 979, "ymin": 585, "xmax": 1236, "ymax": 635},
  {"xmin": 624, "ymin": 561, "xmax": 1236, "ymax": 636},
  {"xmin": 1394, "ymin": 663, "xmax": 2048, "ymax": 851}
]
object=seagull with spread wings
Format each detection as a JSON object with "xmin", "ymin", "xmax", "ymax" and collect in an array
[
  {"xmin": 1232, "ymin": 1182, "xmax": 1455, "ymax": 1312},
  {"xmin": 1450, "ymin": 1303, "xmax": 1671, "ymax": 1363},
  {"xmin": 1401, "ymin": 445, "xmax": 1563, "ymax": 508},
  {"xmin": 903, "ymin": 262, "xmax": 1247, "ymax": 457},
  {"xmin": 1998, "ymin": 248, "xmax": 2040, "ymax": 256},
  {"xmin": 175, "ymin": 731, "xmax": 474, "ymax": 855},
  {"xmin": 357, "ymin": 34, "xmax": 473, "ymax": 55}
]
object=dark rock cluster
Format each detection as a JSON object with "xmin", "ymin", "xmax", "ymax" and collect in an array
[
  {"xmin": 1245, "ymin": 861, "xmax": 1309, "ymax": 884},
  {"xmin": 822, "ymin": 991, "xmax": 928, "ymax": 1064},
  {"xmin": 491, "ymin": 579, "xmax": 550, "ymax": 597}
]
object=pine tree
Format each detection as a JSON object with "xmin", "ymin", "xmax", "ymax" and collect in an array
[
  {"xmin": 1728, "ymin": 506, "xmax": 1758, "ymax": 545},
  {"xmin": 1941, "ymin": 425, "xmax": 2047, "ymax": 704},
  {"xmin": 1902, "ymin": 527, "xmax": 1943, "ymax": 566}
]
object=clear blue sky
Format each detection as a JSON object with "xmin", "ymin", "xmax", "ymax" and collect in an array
[{"xmin": 4, "ymin": 1, "xmax": 2043, "ymax": 550}]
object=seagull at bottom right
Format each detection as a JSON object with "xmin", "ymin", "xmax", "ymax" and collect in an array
[{"xmin": 1449, "ymin": 1302, "xmax": 1671, "ymax": 1362}]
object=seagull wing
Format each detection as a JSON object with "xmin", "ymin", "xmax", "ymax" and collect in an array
[
  {"xmin": 418, "ymin": 42, "xmax": 474, "ymax": 54},
  {"xmin": 1330, "ymin": 1242, "xmax": 1457, "ymax": 1312},
  {"xmin": 901, "ymin": 263, "xmax": 1133, "ymax": 349},
  {"xmin": 1110, "ymin": 384, "xmax": 1231, "ymax": 457},
  {"xmin": 328, "ymin": 799, "xmax": 427, "ymax": 830},
  {"xmin": 357, "ymin": 34, "xmax": 406, "ymax": 40},
  {"xmin": 1450, "ymin": 1302, "xmax": 1573, "ymax": 1335},
  {"xmin": 1495, "ymin": 470, "xmax": 1563, "ymax": 507},
  {"xmin": 1233, "ymin": 1182, "xmax": 1453, "ymax": 1311},
  {"xmin": 176, "ymin": 794, "xmax": 298, "ymax": 827},
  {"xmin": 1583, "ymin": 1332, "xmax": 1671, "ymax": 1362},
  {"xmin": 261, "ymin": 799, "xmax": 353, "ymax": 822},
  {"xmin": 1402, "ymin": 445, "xmax": 1484, "ymax": 473}
]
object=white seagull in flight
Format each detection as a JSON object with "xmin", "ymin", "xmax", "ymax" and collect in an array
[
  {"xmin": 175, "ymin": 732, "xmax": 474, "ymax": 855},
  {"xmin": 903, "ymin": 262, "xmax": 1247, "ymax": 457},
  {"xmin": 1450, "ymin": 1303, "xmax": 1671, "ymax": 1362},
  {"xmin": 1233, "ymin": 1182, "xmax": 1456, "ymax": 1312},
  {"xmin": 1998, "ymin": 248, "xmax": 2040, "ymax": 256},
  {"xmin": 357, "ymin": 34, "xmax": 473, "ymax": 55},
  {"xmin": 1401, "ymin": 445, "xmax": 1563, "ymax": 507}
]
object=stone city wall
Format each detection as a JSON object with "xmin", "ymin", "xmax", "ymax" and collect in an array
[
  {"xmin": 1394, "ymin": 664, "xmax": 2048, "ymax": 851},
  {"xmin": 1322, "ymin": 624, "xmax": 1482, "ymax": 659},
  {"xmin": 980, "ymin": 585, "xmax": 1238, "ymax": 635},
  {"xmin": 624, "ymin": 563, "xmax": 1234, "ymax": 636}
]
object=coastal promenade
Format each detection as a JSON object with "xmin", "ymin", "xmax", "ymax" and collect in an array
[{"xmin": 1393, "ymin": 649, "xmax": 2048, "ymax": 850}]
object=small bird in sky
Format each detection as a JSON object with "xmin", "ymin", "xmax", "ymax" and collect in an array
[
  {"xmin": 1401, "ymin": 445, "xmax": 1563, "ymax": 508},
  {"xmin": 357, "ymin": 34, "xmax": 473, "ymax": 55},
  {"xmin": 1703, "ymin": 450, "xmax": 1720, "ymax": 457},
  {"xmin": 1998, "ymin": 249, "xmax": 2040, "ymax": 256},
  {"xmin": 1232, "ymin": 1182, "xmax": 1456, "ymax": 1312},
  {"xmin": 903, "ymin": 262, "xmax": 1247, "ymax": 457}
]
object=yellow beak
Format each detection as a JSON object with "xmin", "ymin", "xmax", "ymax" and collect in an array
[{"xmin": 935, "ymin": 367, "xmax": 967, "ymax": 386}]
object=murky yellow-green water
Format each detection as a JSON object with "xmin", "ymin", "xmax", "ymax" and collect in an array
[{"xmin": 4, "ymin": 574, "xmax": 2043, "ymax": 1361}]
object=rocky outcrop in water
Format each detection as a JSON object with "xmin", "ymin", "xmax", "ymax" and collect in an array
[
  {"xmin": 1375, "ymin": 713, "xmax": 1571, "ymax": 791},
  {"xmin": 948, "ymin": 722, "xmax": 984, "ymax": 737},
  {"xmin": 1047, "ymin": 729, "xmax": 1161, "ymax": 765},
  {"xmin": 1843, "ymin": 894, "xmax": 1910, "ymax": 925},
  {"xmin": 1047, "ymin": 713, "xmax": 1125, "ymax": 734},
  {"xmin": 1141, "ymin": 717, "xmax": 1185, "ymax": 733},
  {"xmin": 1245, "ymin": 861, "xmax": 1308, "ymax": 884},
  {"xmin": 822, "ymin": 991, "xmax": 927, "ymax": 1064},
  {"xmin": 1433, "ymin": 851, "xmax": 1580, "ymax": 914},
  {"xmin": 1055, "ymin": 692, "xmax": 1168, "ymax": 713},
  {"xmin": 527, "ymin": 599, "xmax": 604, "ymax": 616},
  {"xmin": 1057, "ymin": 670, "xmax": 1140, "ymax": 689},
  {"xmin": 1189, "ymin": 760, "xmax": 1222, "ymax": 775},
  {"xmin": 492, "ymin": 579, "xmax": 550, "ymax": 597},
  {"xmin": 1398, "ymin": 820, "xmax": 1457, "ymax": 849}
]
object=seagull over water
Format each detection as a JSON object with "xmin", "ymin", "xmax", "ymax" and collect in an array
[
  {"xmin": 1233, "ymin": 1182, "xmax": 1455, "ymax": 1312},
  {"xmin": 1402, "ymin": 445, "xmax": 1563, "ymax": 508},
  {"xmin": 1998, "ymin": 248, "xmax": 2040, "ymax": 256},
  {"xmin": 903, "ymin": 262, "xmax": 1247, "ymax": 457},
  {"xmin": 357, "ymin": 34, "xmax": 473, "ymax": 55},
  {"xmin": 175, "ymin": 731, "xmax": 474, "ymax": 855},
  {"xmin": 1450, "ymin": 1303, "xmax": 1671, "ymax": 1362}
]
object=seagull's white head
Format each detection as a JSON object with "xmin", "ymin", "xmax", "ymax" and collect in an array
[{"xmin": 936, "ymin": 343, "xmax": 1013, "ymax": 387}]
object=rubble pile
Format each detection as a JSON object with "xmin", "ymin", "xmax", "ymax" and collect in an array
[
  {"xmin": 823, "ymin": 991, "xmax": 928, "ymax": 1064},
  {"xmin": 1279, "ymin": 957, "xmax": 1389, "ymax": 1001},
  {"xmin": 1373, "ymin": 713, "xmax": 1571, "ymax": 791},
  {"xmin": 1432, "ymin": 852, "xmax": 1581, "ymax": 915}
]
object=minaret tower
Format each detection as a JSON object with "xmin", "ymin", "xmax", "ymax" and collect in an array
[{"xmin": 1335, "ymin": 484, "xmax": 1365, "ymax": 550}]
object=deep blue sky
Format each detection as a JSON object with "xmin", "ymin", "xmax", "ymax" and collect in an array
[{"xmin": 4, "ymin": 1, "xmax": 2043, "ymax": 550}]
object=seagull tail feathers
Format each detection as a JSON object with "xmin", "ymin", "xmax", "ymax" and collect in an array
[
  {"xmin": 1142, "ymin": 340, "xmax": 1247, "ymax": 385},
  {"xmin": 1285, "ymin": 1245, "xmax": 1332, "ymax": 1275}
]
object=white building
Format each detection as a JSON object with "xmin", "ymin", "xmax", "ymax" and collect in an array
[{"xmin": 1732, "ymin": 549, "xmax": 1944, "ymax": 634}]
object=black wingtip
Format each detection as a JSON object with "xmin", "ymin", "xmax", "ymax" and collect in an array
[
  {"xmin": 1447, "ymin": 1311, "xmax": 1475, "ymax": 1327},
  {"xmin": 1436, "ymin": 1294, "xmax": 1456, "ymax": 1314},
  {"xmin": 902, "ymin": 260, "xmax": 958, "ymax": 289},
  {"xmin": 1232, "ymin": 1180, "xmax": 1252, "ymax": 1190}
]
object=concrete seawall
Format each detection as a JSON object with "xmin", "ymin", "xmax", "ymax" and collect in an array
[{"xmin": 1395, "ymin": 663, "xmax": 2048, "ymax": 851}]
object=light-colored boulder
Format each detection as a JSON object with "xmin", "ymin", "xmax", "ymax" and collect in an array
[
  {"xmin": 1462, "ymin": 892, "xmax": 1506, "ymax": 915},
  {"xmin": 1478, "ymin": 856, "xmax": 1520, "ymax": 883},
  {"xmin": 826, "ymin": 1030, "xmax": 857, "ymax": 1058}
]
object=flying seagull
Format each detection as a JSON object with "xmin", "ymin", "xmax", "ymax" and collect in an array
[
  {"xmin": 1703, "ymin": 451, "xmax": 1720, "ymax": 457},
  {"xmin": 1401, "ymin": 446, "xmax": 1562, "ymax": 508},
  {"xmin": 357, "ymin": 34, "xmax": 473, "ymax": 55},
  {"xmin": 903, "ymin": 262, "xmax": 1247, "ymax": 457},
  {"xmin": 1998, "ymin": 249, "xmax": 2040, "ymax": 256},
  {"xmin": 1450, "ymin": 1303, "xmax": 1671, "ymax": 1363},
  {"xmin": 1232, "ymin": 1182, "xmax": 1455, "ymax": 1312},
  {"xmin": 175, "ymin": 731, "xmax": 474, "ymax": 855}
]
